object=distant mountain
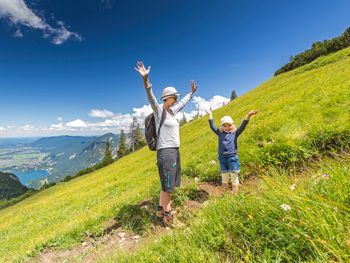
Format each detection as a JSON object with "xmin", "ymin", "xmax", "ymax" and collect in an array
[
  {"xmin": 27, "ymin": 133, "xmax": 120, "ymax": 188},
  {"xmin": 0, "ymin": 137, "xmax": 39, "ymax": 148},
  {"xmin": 0, "ymin": 172, "xmax": 28, "ymax": 200}
]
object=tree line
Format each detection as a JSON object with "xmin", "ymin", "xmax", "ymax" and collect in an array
[{"xmin": 275, "ymin": 26, "xmax": 350, "ymax": 76}]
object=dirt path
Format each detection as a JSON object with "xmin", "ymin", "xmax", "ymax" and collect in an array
[{"xmin": 26, "ymin": 179, "xmax": 259, "ymax": 263}]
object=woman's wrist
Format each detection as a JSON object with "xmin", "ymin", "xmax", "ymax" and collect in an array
[{"xmin": 143, "ymin": 77, "xmax": 151, "ymax": 88}]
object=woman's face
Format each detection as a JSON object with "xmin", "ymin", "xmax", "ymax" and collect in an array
[
  {"xmin": 164, "ymin": 96, "xmax": 177, "ymax": 107},
  {"xmin": 222, "ymin": 123, "xmax": 236, "ymax": 133}
]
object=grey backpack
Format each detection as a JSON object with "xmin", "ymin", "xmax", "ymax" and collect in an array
[{"xmin": 144, "ymin": 108, "xmax": 167, "ymax": 151}]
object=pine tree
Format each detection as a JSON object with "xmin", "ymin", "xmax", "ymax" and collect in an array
[
  {"xmin": 117, "ymin": 129, "xmax": 129, "ymax": 158},
  {"xmin": 231, "ymin": 89, "xmax": 238, "ymax": 101},
  {"xmin": 129, "ymin": 117, "xmax": 146, "ymax": 152},
  {"xmin": 134, "ymin": 123, "xmax": 146, "ymax": 150},
  {"xmin": 102, "ymin": 140, "xmax": 114, "ymax": 165},
  {"xmin": 129, "ymin": 117, "xmax": 137, "ymax": 152}
]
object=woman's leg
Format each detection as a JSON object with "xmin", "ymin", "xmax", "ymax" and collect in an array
[{"xmin": 160, "ymin": 190, "xmax": 171, "ymax": 211}]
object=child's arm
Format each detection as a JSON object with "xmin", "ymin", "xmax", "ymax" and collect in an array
[
  {"xmin": 206, "ymin": 109, "xmax": 219, "ymax": 135},
  {"xmin": 236, "ymin": 110, "xmax": 258, "ymax": 136}
]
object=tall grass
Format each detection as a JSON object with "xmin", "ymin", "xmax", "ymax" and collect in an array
[{"xmin": 104, "ymin": 156, "xmax": 350, "ymax": 262}]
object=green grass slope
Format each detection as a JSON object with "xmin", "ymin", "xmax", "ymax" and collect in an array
[
  {"xmin": 106, "ymin": 156, "xmax": 350, "ymax": 262},
  {"xmin": 1, "ymin": 47, "xmax": 350, "ymax": 262}
]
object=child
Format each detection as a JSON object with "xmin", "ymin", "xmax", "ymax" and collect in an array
[{"xmin": 206, "ymin": 109, "xmax": 258, "ymax": 194}]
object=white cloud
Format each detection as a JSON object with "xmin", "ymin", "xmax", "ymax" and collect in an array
[
  {"xmin": 192, "ymin": 95, "xmax": 230, "ymax": 112},
  {"xmin": 20, "ymin": 124, "xmax": 35, "ymax": 130},
  {"xmin": 176, "ymin": 95, "xmax": 230, "ymax": 121},
  {"xmin": 89, "ymin": 109, "xmax": 115, "ymax": 118},
  {"xmin": 50, "ymin": 122, "xmax": 65, "ymax": 130},
  {"xmin": 0, "ymin": 126, "xmax": 5, "ymax": 131},
  {"xmin": 0, "ymin": 0, "xmax": 82, "ymax": 44},
  {"xmin": 12, "ymin": 28, "xmax": 23, "ymax": 37},
  {"xmin": 57, "ymin": 117, "xmax": 63, "ymax": 121},
  {"xmin": 66, "ymin": 119, "xmax": 88, "ymax": 128},
  {"xmin": 132, "ymin": 104, "xmax": 153, "ymax": 124}
]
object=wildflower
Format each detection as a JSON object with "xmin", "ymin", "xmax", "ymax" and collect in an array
[
  {"xmin": 280, "ymin": 204, "xmax": 291, "ymax": 211},
  {"xmin": 247, "ymin": 214, "xmax": 253, "ymax": 220},
  {"xmin": 321, "ymin": 173, "xmax": 329, "ymax": 179},
  {"xmin": 194, "ymin": 177, "xmax": 200, "ymax": 182},
  {"xmin": 209, "ymin": 160, "xmax": 216, "ymax": 165},
  {"xmin": 290, "ymin": 184, "xmax": 296, "ymax": 191}
]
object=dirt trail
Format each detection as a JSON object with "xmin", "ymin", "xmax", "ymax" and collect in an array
[{"xmin": 26, "ymin": 179, "xmax": 258, "ymax": 263}]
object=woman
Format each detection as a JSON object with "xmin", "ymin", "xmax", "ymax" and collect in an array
[{"xmin": 135, "ymin": 61, "xmax": 197, "ymax": 225}]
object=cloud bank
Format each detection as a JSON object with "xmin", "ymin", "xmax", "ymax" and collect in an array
[{"xmin": 0, "ymin": 95, "xmax": 230, "ymax": 137}]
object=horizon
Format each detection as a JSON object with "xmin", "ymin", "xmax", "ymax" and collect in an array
[
  {"xmin": 1, "ymin": 0, "xmax": 350, "ymax": 137},
  {"xmin": 0, "ymin": 132, "xmax": 121, "ymax": 139}
]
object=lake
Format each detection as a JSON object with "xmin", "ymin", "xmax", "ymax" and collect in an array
[{"xmin": 12, "ymin": 170, "xmax": 49, "ymax": 186}]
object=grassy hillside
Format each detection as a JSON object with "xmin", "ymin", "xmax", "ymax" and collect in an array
[
  {"xmin": 105, "ymin": 156, "xmax": 350, "ymax": 262},
  {"xmin": 1, "ymin": 47, "xmax": 350, "ymax": 262}
]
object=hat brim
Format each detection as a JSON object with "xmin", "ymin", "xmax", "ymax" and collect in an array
[
  {"xmin": 221, "ymin": 122, "xmax": 234, "ymax": 125},
  {"xmin": 161, "ymin": 93, "xmax": 180, "ymax": 101}
]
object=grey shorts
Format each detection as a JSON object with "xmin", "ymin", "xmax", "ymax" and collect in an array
[{"xmin": 157, "ymin": 147, "xmax": 181, "ymax": 192}]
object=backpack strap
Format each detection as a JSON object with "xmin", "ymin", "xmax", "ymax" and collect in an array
[{"xmin": 157, "ymin": 107, "xmax": 167, "ymax": 139}]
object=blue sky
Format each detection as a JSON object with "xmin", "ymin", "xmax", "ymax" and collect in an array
[{"xmin": 0, "ymin": 0, "xmax": 350, "ymax": 137}]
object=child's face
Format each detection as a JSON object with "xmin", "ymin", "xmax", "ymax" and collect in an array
[{"xmin": 222, "ymin": 123, "xmax": 236, "ymax": 133}]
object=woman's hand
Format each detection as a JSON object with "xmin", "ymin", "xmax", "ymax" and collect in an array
[
  {"xmin": 135, "ymin": 61, "xmax": 151, "ymax": 79},
  {"xmin": 190, "ymin": 80, "xmax": 198, "ymax": 95}
]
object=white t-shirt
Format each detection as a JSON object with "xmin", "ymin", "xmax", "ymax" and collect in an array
[{"xmin": 146, "ymin": 87, "xmax": 192, "ymax": 150}]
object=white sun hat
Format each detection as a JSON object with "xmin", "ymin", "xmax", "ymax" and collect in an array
[
  {"xmin": 220, "ymin": 116, "xmax": 234, "ymax": 126},
  {"xmin": 161, "ymin": 87, "xmax": 180, "ymax": 101}
]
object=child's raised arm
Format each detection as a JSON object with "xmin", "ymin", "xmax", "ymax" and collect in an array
[
  {"xmin": 236, "ymin": 110, "xmax": 258, "ymax": 136},
  {"xmin": 206, "ymin": 109, "xmax": 219, "ymax": 135}
]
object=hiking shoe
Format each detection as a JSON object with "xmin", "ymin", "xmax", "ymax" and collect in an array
[
  {"xmin": 162, "ymin": 210, "xmax": 176, "ymax": 227},
  {"xmin": 155, "ymin": 205, "xmax": 164, "ymax": 218}
]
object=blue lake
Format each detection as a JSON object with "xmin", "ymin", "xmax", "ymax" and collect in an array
[{"xmin": 12, "ymin": 170, "xmax": 49, "ymax": 185}]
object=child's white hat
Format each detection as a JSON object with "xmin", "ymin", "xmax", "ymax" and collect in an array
[{"xmin": 220, "ymin": 116, "xmax": 234, "ymax": 126}]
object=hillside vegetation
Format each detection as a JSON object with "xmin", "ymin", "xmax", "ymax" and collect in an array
[
  {"xmin": 0, "ymin": 47, "xmax": 350, "ymax": 262},
  {"xmin": 275, "ymin": 26, "xmax": 350, "ymax": 75}
]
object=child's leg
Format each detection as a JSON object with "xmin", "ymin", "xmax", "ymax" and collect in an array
[
  {"xmin": 219, "ymin": 157, "xmax": 230, "ymax": 191},
  {"xmin": 227, "ymin": 155, "xmax": 240, "ymax": 195},
  {"xmin": 230, "ymin": 172, "xmax": 239, "ymax": 195},
  {"xmin": 221, "ymin": 172, "xmax": 230, "ymax": 191}
]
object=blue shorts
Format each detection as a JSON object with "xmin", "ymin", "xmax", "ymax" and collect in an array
[{"xmin": 219, "ymin": 155, "xmax": 240, "ymax": 173}]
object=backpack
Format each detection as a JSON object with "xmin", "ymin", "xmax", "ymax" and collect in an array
[{"xmin": 145, "ymin": 108, "xmax": 167, "ymax": 151}]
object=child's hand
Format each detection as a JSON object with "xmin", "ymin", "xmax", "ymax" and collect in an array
[
  {"xmin": 246, "ymin": 110, "xmax": 258, "ymax": 119},
  {"xmin": 205, "ymin": 108, "xmax": 213, "ymax": 119},
  {"xmin": 248, "ymin": 110, "xmax": 258, "ymax": 116}
]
